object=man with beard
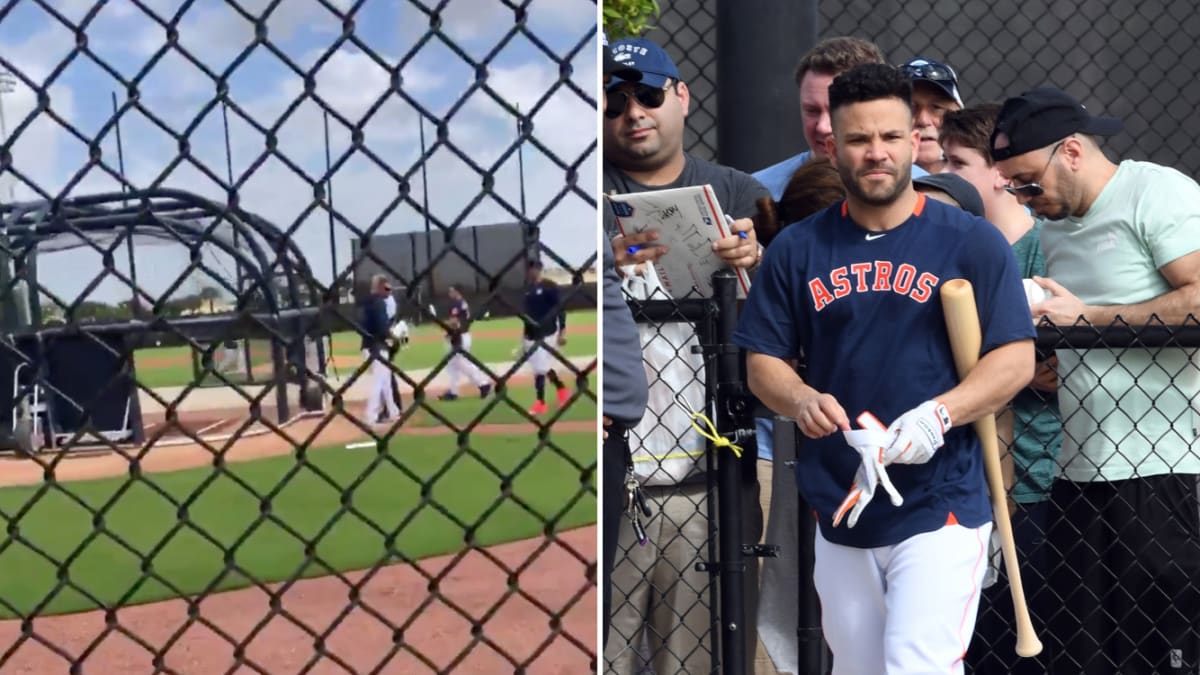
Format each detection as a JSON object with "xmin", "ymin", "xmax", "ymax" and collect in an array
[
  {"xmin": 734, "ymin": 64, "xmax": 1035, "ymax": 674},
  {"xmin": 992, "ymin": 86, "xmax": 1200, "ymax": 675}
]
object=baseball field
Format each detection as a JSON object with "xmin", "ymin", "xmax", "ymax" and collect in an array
[
  {"xmin": 0, "ymin": 310, "xmax": 599, "ymax": 672},
  {"xmin": 132, "ymin": 310, "xmax": 598, "ymax": 390}
]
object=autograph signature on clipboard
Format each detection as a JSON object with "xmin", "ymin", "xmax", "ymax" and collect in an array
[{"xmin": 605, "ymin": 184, "xmax": 751, "ymax": 300}]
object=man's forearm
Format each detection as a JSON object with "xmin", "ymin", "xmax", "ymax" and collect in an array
[
  {"xmin": 746, "ymin": 352, "xmax": 814, "ymax": 420},
  {"xmin": 938, "ymin": 339, "xmax": 1035, "ymax": 427},
  {"xmin": 1085, "ymin": 282, "xmax": 1200, "ymax": 325}
]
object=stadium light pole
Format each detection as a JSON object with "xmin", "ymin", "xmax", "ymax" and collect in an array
[{"xmin": 0, "ymin": 71, "xmax": 17, "ymax": 331}]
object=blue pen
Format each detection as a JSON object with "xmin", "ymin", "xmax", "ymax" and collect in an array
[{"xmin": 724, "ymin": 214, "xmax": 749, "ymax": 238}]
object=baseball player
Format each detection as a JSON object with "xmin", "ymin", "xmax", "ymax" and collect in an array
[
  {"xmin": 439, "ymin": 284, "xmax": 492, "ymax": 401},
  {"xmin": 733, "ymin": 64, "xmax": 1035, "ymax": 674},
  {"xmin": 521, "ymin": 260, "xmax": 568, "ymax": 415},
  {"xmin": 360, "ymin": 274, "xmax": 399, "ymax": 425}
]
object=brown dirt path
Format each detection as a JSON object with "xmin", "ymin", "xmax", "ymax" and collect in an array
[
  {"xmin": 0, "ymin": 417, "xmax": 597, "ymax": 488},
  {"xmin": 0, "ymin": 525, "xmax": 597, "ymax": 674}
]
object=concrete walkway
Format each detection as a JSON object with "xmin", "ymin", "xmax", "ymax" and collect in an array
[{"xmin": 137, "ymin": 355, "xmax": 596, "ymax": 416}]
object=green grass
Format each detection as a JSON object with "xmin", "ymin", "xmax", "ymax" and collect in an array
[
  {"xmin": 134, "ymin": 310, "xmax": 598, "ymax": 390},
  {"xmin": 406, "ymin": 382, "xmax": 597, "ymax": 428},
  {"xmin": 0, "ymin": 431, "xmax": 596, "ymax": 618}
]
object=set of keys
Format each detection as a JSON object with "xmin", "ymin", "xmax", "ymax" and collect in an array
[{"xmin": 624, "ymin": 468, "xmax": 652, "ymax": 546}]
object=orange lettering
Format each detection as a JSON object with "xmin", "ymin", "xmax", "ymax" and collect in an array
[
  {"xmin": 894, "ymin": 264, "xmax": 917, "ymax": 294},
  {"xmin": 909, "ymin": 272, "xmax": 940, "ymax": 302},
  {"xmin": 831, "ymin": 266, "xmax": 851, "ymax": 298},
  {"xmin": 873, "ymin": 261, "xmax": 893, "ymax": 291},
  {"xmin": 850, "ymin": 263, "xmax": 872, "ymax": 292},
  {"xmin": 809, "ymin": 278, "xmax": 835, "ymax": 311}
]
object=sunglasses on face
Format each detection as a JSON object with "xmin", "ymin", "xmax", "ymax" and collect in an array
[
  {"xmin": 604, "ymin": 83, "xmax": 669, "ymax": 119},
  {"xmin": 1004, "ymin": 142, "xmax": 1064, "ymax": 198},
  {"xmin": 899, "ymin": 62, "xmax": 957, "ymax": 84}
]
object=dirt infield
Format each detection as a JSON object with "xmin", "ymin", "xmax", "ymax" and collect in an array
[
  {"xmin": 0, "ymin": 525, "xmax": 596, "ymax": 674},
  {"xmin": 0, "ymin": 414, "xmax": 596, "ymax": 488}
]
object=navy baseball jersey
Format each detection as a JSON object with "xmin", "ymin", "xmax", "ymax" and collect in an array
[
  {"xmin": 448, "ymin": 299, "xmax": 471, "ymax": 330},
  {"xmin": 447, "ymin": 298, "xmax": 470, "ymax": 347},
  {"xmin": 734, "ymin": 194, "xmax": 1034, "ymax": 548},
  {"xmin": 523, "ymin": 281, "xmax": 565, "ymax": 339}
]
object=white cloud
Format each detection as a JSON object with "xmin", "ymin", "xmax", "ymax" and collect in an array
[{"xmin": 1, "ymin": 1, "xmax": 598, "ymax": 306}]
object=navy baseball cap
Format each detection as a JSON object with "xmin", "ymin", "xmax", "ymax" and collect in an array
[
  {"xmin": 608, "ymin": 37, "xmax": 680, "ymax": 90},
  {"xmin": 990, "ymin": 86, "xmax": 1122, "ymax": 161},
  {"xmin": 603, "ymin": 33, "xmax": 642, "ymax": 81},
  {"xmin": 900, "ymin": 57, "xmax": 963, "ymax": 107},
  {"xmin": 913, "ymin": 173, "xmax": 986, "ymax": 219}
]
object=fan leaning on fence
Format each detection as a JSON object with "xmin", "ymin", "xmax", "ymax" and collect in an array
[
  {"xmin": 990, "ymin": 86, "xmax": 1200, "ymax": 675},
  {"xmin": 600, "ymin": 36, "xmax": 769, "ymax": 674}
]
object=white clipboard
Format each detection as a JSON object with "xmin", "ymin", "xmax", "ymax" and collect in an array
[{"xmin": 605, "ymin": 184, "xmax": 751, "ymax": 300}]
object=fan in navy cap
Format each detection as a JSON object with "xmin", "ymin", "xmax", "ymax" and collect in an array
[
  {"xmin": 900, "ymin": 57, "xmax": 964, "ymax": 174},
  {"xmin": 603, "ymin": 32, "xmax": 642, "ymax": 84},
  {"xmin": 991, "ymin": 84, "xmax": 1200, "ymax": 675}
]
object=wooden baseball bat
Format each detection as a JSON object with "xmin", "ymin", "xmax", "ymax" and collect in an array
[{"xmin": 940, "ymin": 279, "xmax": 1043, "ymax": 658}]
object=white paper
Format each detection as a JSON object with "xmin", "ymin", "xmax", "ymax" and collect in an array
[{"xmin": 605, "ymin": 184, "xmax": 751, "ymax": 300}]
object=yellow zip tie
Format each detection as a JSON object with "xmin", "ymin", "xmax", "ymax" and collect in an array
[
  {"xmin": 689, "ymin": 412, "xmax": 743, "ymax": 458},
  {"xmin": 631, "ymin": 450, "xmax": 705, "ymax": 463}
]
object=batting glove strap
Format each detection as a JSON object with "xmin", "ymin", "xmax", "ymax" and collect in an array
[
  {"xmin": 883, "ymin": 400, "xmax": 951, "ymax": 465},
  {"xmin": 833, "ymin": 414, "xmax": 903, "ymax": 529}
]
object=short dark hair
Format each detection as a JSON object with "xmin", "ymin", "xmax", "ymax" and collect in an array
[
  {"xmin": 794, "ymin": 36, "xmax": 885, "ymax": 87},
  {"xmin": 828, "ymin": 64, "xmax": 913, "ymax": 117},
  {"xmin": 940, "ymin": 103, "xmax": 1002, "ymax": 166}
]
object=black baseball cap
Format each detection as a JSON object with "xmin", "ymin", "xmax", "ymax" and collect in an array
[
  {"xmin": 603, "ymin": 33, "xmax": 642, "ymax": 81},
  {"xmin": 913, "ymin": 173, "xmax": 986, "ymax": 219},
  {"xmin": 990, "ymin": 87, "xmax": 1122, "ymax": 161}
]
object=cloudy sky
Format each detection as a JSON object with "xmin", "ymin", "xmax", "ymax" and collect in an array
[{"xmin": 0, "ymin": 0, "xmax": 598, "ymax": 307}]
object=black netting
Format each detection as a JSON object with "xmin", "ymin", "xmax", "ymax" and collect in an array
[
  {"xmin": 0, "ymin": 1, "xmax": 598, "ymax": 672},
  {"xmin": 646, "ymin": 2, "xmax": 1200, "ymax": 673}
]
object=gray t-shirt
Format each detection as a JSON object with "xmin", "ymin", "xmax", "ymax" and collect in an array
[
  {"xmin": 601, "ymin": 154, "xmax": 769, "ymax": 479},
  {"xmin": 602, "ymin": 153, "xmax": 771, "ymax": 237},
  {"xmin": 602, "ymin": 238, "xmax": 649, "ymax": 427}
]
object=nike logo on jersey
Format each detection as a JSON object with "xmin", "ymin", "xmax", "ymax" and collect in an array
[
  {"xmin": 864, "ymin": 233, "xmax": 887, "ymax": 241},
  {"xmin": 808, "ymin": 261, "xmax": 941, "ymax": 311}
]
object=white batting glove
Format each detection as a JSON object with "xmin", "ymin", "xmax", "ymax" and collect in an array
[
  {"xmin": 832, "ymin": 413, "xmax": 903, "ymax": 528},
  {"xmin": 882, "ymin": 400, "xmax": 951, "ymax": 465}
]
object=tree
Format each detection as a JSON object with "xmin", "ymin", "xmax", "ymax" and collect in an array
[
  {"xmin": 603, "ymin": 0, "xmax": 660, "ymax": 39},
  {"xmin": 199, "ymin": 285, "xmax": 221, "ymax": 312}
]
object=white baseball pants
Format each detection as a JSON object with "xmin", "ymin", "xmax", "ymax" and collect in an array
[
  {"xmin": 446, "ymin": 334, "xmax": 487, "ymax": 395},
  {"xmin": 522, "ymin": 333, "xmax": 556, "ymax": 375},
  {"xmin": 813, "ymin": 521, "xmax": 991, "ymax": 675},
  {"xmin": 363, "ymin": 349, "xmax": 399, "ymax": 422}
]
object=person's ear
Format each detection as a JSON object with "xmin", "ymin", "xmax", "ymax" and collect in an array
[{"xmin": 675, "ymin": 80, "xmax": 691, "ymax": 117}]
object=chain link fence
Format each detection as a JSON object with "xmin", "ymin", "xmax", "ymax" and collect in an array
[
  {"xmin": 0, "ymin": 1, "xmax": 598, "ymax": 672},
  {"xmin": 640, "ymin": 2, "xmax": 1200, "ymax": 673},
  {"xmin": 605, "ymin": 273, "xmax": 763, "ymax": 675}
]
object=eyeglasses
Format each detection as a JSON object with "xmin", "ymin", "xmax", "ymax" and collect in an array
[
  {"xmin": 899, "ymin": 61, "xmax": 957, "ymax": 84},
  {"xmin": 1003, "ymin": 142, "xmax": 1064, "ymax": 198},
  {"xmin": 604, "ymin": 83, "xmax": 670, "ymax": 119}
]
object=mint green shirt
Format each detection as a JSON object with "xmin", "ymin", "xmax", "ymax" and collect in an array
[
  {"xmin": 1041, "ymin": 160, "xmax": 1200, "ymax": 482},
  {"xmin": 1010, "ymin": 222, "xmax": 1063, "ymax": 502}
]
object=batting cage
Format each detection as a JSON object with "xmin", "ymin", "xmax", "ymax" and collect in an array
[
  {"xmin": 619, "ymin": 2, "xmax": 1200, "ymax": 675},
  {"xmin": 0, "ymin": 1, "xmax": 598, "ymax": 673}
]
